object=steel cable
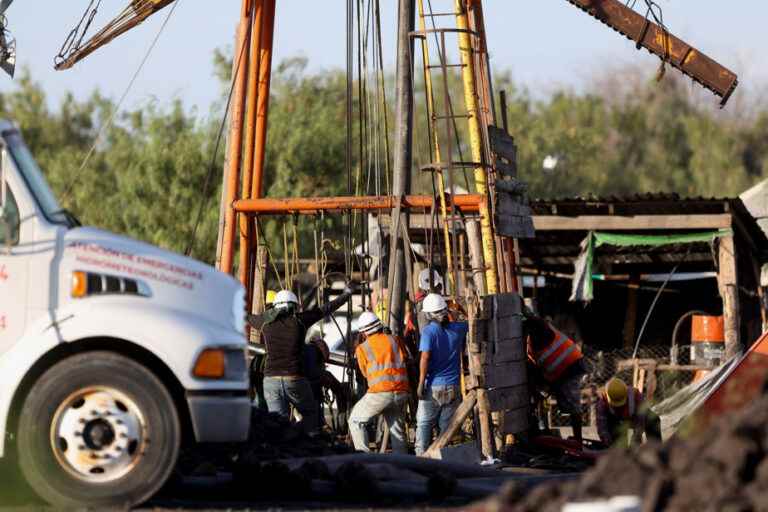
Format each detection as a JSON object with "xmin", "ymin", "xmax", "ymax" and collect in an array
[{"xmin": 61, "ymin": 0, "xmax": 183, "ymax": 206}]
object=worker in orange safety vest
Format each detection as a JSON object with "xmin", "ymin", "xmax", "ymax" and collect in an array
[
  {"xmin": 525, "ymin": 313, "xmax": 586, "ymax": 446},
  {"xmin": 597, "ymin": 377, "xmax": 660, "ymax": 446},
  {"xmin": 348, "ymin": 311, "xmax": 411, "ymax": 453}
]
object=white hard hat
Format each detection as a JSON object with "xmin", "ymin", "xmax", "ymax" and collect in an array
[
  {"xmin": 273, "ymin": 289, "xmax": 298, "ymax": 309},
  {"xmin": 422, "ymin": 293, "xmax": 448, "ymax": 314},
  {"xmin": 418, "ymin": 268, "xmax": 444, "ymax": 292},
  {"xmin": 358, "ymin": 311, "xmax": 383, "ymax": 335}
]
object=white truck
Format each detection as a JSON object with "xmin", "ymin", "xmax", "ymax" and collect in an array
[{"xmin": 0, "ymin": 120, "xmax": 251, "ymax": 508}]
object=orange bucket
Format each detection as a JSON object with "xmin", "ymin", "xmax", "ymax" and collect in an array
[{"xmin": 691, "ymin": 315, "xmax": 725, "ymax": 344}]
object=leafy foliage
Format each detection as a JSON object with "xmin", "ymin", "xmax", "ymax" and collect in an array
[{"xmin": 0, "ymin": 59, "xmax": 767, "ymax": 266}]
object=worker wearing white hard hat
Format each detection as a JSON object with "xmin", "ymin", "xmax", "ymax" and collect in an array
[
  {"xmin": 411, "ymin": 268, "xmax": 445, "ymax": 334},
  {"xmin": 348, "ymin": 310, "xmax": 410, "ymax": 453},
  {"xmin": 414, "ymin": 293, "xmax": 468, "ymax": 456},
  {"xmin": 247, "ymin": 285, "xmax": 353, "ymax": 432}
]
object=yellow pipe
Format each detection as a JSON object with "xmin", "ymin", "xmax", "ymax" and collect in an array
[
  {"xmin": 455, "ymin": 0, "xmax": 498, "ymax": 294},
  {"xmin": 416, "ymin": 0, "xmax": 455, "ymax": 293}
]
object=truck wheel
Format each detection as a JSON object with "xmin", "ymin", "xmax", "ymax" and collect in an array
[{"xmin": 17, "ymin": 351, "xmax": 181, "ymax": 508}]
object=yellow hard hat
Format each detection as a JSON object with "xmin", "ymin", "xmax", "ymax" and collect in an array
[
  {"xmin": 265, "ymin": 290, "xmax": 277, "ymax": 305},
  {"xmin": 605, "ymin": 378, "xmax": 628, "ymax": 408}
]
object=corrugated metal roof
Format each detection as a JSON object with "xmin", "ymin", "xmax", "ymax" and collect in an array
[
  {"xmin": 530, "ymin": 193, "xmax": 734, "ymax": 216},
  {"xmin": 513, "ymin": 193, "xmax": 768, "ymax": 271}
]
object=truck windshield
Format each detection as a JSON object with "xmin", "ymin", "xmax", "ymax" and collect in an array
[{"xmin": 5, "ymin": 131, "xmax": 69, "ymax": 226}]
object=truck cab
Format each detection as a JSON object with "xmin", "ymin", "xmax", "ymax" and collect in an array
[{"xmin": 0, "ymin": 120, "xmax": 250, "ymax": 508}]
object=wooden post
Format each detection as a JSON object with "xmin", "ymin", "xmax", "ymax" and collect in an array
[
  {"xmin": 466, "ymin": 219, "xmax": 487, "ymax": 296},
  {"xmin": 623, "ymin": 275, "xmax": 639, "ymax": 349},
  {"xmin": 252, "ymin": 245, "xmax": 268, "ymax": 315},
  {"xmin": 719, "ymin": 235, "xmax": 741, "ymax": 358},
  {"xmin": 466, "ymin": 300, "xmax": 494, "ymax": 458}
]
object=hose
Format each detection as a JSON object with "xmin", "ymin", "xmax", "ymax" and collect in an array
[{"xmin": 670, "ymin": 310, "xmax": 706, "ymax": 365}]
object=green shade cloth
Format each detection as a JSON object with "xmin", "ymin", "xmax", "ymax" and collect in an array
[{"xmin": 570, "ymin": 229, "xmax": 732, "ymax": 302}]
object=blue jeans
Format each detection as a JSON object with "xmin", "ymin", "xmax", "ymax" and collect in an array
[
  {"xmin": 348, "ymin": 391, "xmax": 409, "ymax": 453},
  {"xmin": 415, "ymin": 384, "xmax": 460, "ymax": 455},
  {"xmin": 263, "ymin": 376, "xmax": 318, "ymax": 433}
]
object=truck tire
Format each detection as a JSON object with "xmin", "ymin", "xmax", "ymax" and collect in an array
[{"xmin": 17, "ymin": 351, "xmax": 181, "ymax": 508}]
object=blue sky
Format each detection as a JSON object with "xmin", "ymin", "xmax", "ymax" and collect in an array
[{"xmin": 2, "ymin": 1, "xmax": 766, "ymax": 115}]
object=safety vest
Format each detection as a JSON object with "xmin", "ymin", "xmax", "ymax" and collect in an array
[
  {"xmin": 532, "ymin": 326, "xmax": 583, "ymax": 383},
  {"xmin": 356, "ymin": 332, "xmax": 410, "ymax": 393}
]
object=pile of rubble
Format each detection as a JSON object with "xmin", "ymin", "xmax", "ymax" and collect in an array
[{"xmin": 472, "ymin": 394, "xmax": 768, "ymax": 512}]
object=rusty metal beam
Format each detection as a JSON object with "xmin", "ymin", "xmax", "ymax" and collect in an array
[
  {"xmin": 233, "ymin": 194, "xmax": 483, "ymax": 215},
  {"xmin": 566, "ymin": 0, "xmax": 738, "ymax": 106}
]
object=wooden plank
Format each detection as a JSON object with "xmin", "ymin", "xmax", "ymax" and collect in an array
[
  {"xmin": 494, "ymin": 293, "xmax": 522, "ymax": 317},
  {"xmin": 491, "ymin": 315, "xmax": 523, "ymax": 341},
  {"xmin": 495, "ymin": 159, "xmax": 517, "ymax": 178},
  {"xmin": 532, "ymin": 214, "xmax": 732, "ymax": 231},
  {"xmin": 497, "ymin": 216, "xmax": 536, "ymax": 239},
  {"xmin": 487, "ymin": 125, "xmax": 516, "ymax": 162},
  {"xmin": 424, "ymin": 391, "xmax": 478, "ymax": 459},
  {"xmin": 492, "ymin": 338, "xmax": 526, "ymax": 364},
  {"xmin": 502, "ymin": 407, "xmax": 529, "ymax": 435},
  {"xmin": 497, "ymin": 194, "xmax": 532, "ymax": 216},
  {"xmin": 487, "ymin": 384, "xmax": 528, "ymax": 412},
  {"xmin": 484, "ymin": 362, "xmax": 527, "ymax": 388}
]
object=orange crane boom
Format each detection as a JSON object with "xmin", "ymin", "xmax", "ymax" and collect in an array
[
  {"xmin": 55, "ymin": 0, "xmax": 176, "ymax": 70},
  {"xmin": 566, "ymin": 0, "xmax": 738, "ymax": 106}
]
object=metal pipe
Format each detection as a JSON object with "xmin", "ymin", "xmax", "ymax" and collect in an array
[
  {"xmin": 454, "ymin": 0, "xmax": 498, "ymax": 295},
  {"xmin": 238, "ymin": 0, "xmax": 265, "ymax": 291},
  {"xmin": 247, "ymin": 0, "xmax": 275, "ymax": 316},
  {"xmin": 387, "ymin": 0, "xmax": 416, "ymax": 336},
  {"xmin": 250, "ymin": 0, "xmax": 276, "ymax": 201},
  {"xmin": 219, "ymin": 1, "xmax": 253, "ymax": 274},
  {"xmin": 233, "ymin": 194, "xmax": 482, "ymax": 214}
]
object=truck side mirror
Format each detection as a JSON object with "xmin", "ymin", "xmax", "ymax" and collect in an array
[
  {"xmin": 0, "ymin": 146, "xmax": 7, "ymax": 216},
  {"xmin": 0, "ymin": 146, "xmax": 10, "ymax": 251}
]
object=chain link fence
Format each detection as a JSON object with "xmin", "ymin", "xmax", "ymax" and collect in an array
[{"xmin": 546, "ymin": 344, "xmax": 700, "ymax": 430}]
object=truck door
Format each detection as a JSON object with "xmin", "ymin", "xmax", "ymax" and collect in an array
[{"xmin": 0, "ymin": 184, "xmax": 28, "ymax": 355}]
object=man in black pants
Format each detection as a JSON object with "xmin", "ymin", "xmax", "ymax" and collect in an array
[{"xmin": 248, "ymin": 287, "xmax": 351, "ymax": 433}]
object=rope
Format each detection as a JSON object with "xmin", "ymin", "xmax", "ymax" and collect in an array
[
  {"xmin": 626, "ymin": 0, "xmax": 670, "ymax": 79},
  {"xmin": 256, "ymin": 217, "xmax": 284, "ymax": 291},
  {"xmin": 61, "ymin": 0, "xmax": 183, "ymax": 206}
]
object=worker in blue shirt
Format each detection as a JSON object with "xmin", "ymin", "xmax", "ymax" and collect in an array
[{"xmin": 415, "ymin": 293, "xmax": 468, "ymax": 456}]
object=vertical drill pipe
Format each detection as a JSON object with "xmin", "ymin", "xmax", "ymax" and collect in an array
[
  {"xmin": 416, "ymin": 0, "xmax": 456, "ymax": 294},
  {"xmin": 248, "ymin": 0, "xmax": 276, "ymax": 312},
  {"xmin": 386, "ymin": 0, "xmax": 415, "ymax": 336},
  {"xmin": 455, "ymin": 0, "xmax": 498, "ymax": 295},
  {"xmin": 219, "ymin": 1, "xmax": 253, "ymax": 274},
  {"xmin": 239, "ymin": 0, "xmax": 265, "ymax": 295}
]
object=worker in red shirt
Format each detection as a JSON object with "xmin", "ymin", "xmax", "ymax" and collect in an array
[
  {"xmin": 525, "ymin": 313, "xmax": 586, "ymax": 446},
  {"xmin": 597, "ymin": 378, "xmax": 660, "ymax": 446}
]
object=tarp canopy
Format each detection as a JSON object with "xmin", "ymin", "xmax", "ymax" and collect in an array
[{"xmin": 570, "ymin": 229, "xmax": 732, "ymax": 302}]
